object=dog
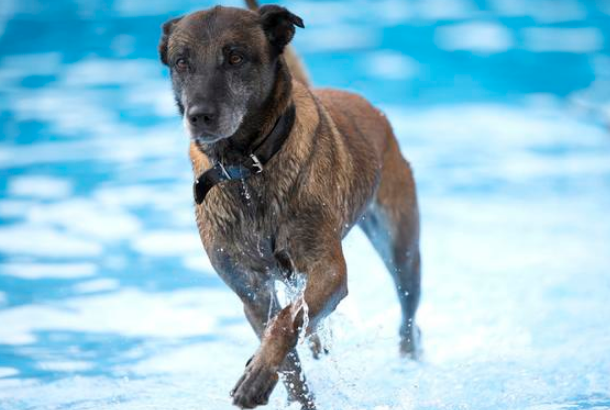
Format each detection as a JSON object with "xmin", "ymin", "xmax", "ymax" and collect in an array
[{"xmin": 159, "ymin": 2, "xmax": 421, "ymax": 408}]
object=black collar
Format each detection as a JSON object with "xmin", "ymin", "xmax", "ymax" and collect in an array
[{"xmin": 193, "ymin": 104, "xmax": 296, "ymax": 205}]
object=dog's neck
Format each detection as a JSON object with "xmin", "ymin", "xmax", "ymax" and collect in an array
[{"xmin": 198, "ymin": 59, "xmax": 293, "ymax": 165}]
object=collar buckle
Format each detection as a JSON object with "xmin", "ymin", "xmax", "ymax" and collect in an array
[
  {"xmin": 250, "ymin": 154, "xmax": 263, "ymax": 174},
  {"xmin": 218, "ymin": 162, "xmax": 231, "ymax": 179}
]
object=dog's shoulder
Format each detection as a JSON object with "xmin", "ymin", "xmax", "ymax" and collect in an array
[{"xmin": 313, "ymin": 87, "xmax": 392, "ymax": 160}]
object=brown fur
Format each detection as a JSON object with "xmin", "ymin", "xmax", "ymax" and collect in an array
[
  {"xmin": 164, "ymin": 4, "xmax": 420, "ymax": 409},
  {"xmin": 190, "ymin": 79, "xmax": 421, "ymax": 408}
]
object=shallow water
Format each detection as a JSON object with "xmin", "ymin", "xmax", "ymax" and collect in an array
[{"xmin": 1, "ymin": 1, "xmax": 610, "ymax": 409}]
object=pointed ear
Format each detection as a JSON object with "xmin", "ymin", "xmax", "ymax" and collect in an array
[
  {"xmin": 259, "ymin": 5, "xmax": 304, "ymax": 55},
  {"xmin": 159, "ymin": 16, "xmax": 183, "ymax": 65}
]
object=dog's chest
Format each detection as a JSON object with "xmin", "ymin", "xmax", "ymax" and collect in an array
[{"xmin": 196, "ymin": 180, "xmax": 290, "ymax": 275}]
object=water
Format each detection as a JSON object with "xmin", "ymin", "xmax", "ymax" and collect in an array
[{"xmin": 1, "ymin": 0, "xmax": 610, "ymax": 409}]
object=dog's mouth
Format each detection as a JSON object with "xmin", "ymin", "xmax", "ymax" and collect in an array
[
  {"xmin": 192, "ymin": 134, "xmax": 226, "ymax": 144},
  {"xmin": 182, "ymin": 108, "xmax": 245, "ymax": 145},
  {"xmin": 182, "ymin": 115, "xmax": 229, "ymax": 144}
]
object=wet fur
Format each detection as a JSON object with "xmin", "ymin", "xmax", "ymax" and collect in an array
[
  {"xmin": 160, "ymin": 4, "xmax": 421, "ymax": 409},
  {"xmin": 244, "ymin": 0, "xmax": 309, "ymax": 85}
]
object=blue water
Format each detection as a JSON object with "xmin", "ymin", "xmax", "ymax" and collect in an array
[{"xmin": 1, "ymin": 1, "xmax": 610, "ymax": 409}]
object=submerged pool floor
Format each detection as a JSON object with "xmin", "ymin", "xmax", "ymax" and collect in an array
[{"xmin": 1, "ymin": 1, "xmax": 610, "ymax": 409}]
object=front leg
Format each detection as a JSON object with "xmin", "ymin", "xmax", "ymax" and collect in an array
[
  {"xmin": 232, "ymin": 239, "xmax": 348, "ymax": 409},
  {"xmin": 239, "ymin": 285, "xmax": 315, "ymax": 409}
]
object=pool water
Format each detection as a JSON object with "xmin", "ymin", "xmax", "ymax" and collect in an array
[{"xmin": 1, "ymin": 1, "xmax": 609, "ymax": 409}]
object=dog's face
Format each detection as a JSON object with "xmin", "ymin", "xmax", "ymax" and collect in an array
[{"xmin": 159, "ymin": 5, "xmax": 303, "ymax": 144}]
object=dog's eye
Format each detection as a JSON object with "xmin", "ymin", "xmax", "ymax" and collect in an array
[
  {"xmin": 228, "ymin": 53, "xmax": 244, "ymax": 66},
  {"xmin": 175, "ymin": 58, "xmax": 188, "ymax": 72}
]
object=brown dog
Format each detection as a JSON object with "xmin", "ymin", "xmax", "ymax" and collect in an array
[{"xmin": 159, "ymin": 2, "xmax": 421, "ymax": 409}]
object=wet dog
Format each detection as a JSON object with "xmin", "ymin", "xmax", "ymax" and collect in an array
[{"xmin": 159, "ymin": 2, "xmax": 421, "ymax": 409}]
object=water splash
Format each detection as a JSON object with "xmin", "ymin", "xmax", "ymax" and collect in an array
[
  {"xmin": 240, "ymin": 178, "xmax": 253, "ymax": 205},
  {"xmin": 276, "ymin": 273, "xmax": 310, "ymax": 345}
]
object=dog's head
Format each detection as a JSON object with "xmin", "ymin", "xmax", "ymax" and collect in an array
[{"xmin": 159, "ymin": 5, "xmax": 304, "ymax": 144}]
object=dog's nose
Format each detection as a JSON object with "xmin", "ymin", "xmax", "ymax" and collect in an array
[{"xmin": 187, "ymin": 105, "xmax": 216, "ymax": 127}]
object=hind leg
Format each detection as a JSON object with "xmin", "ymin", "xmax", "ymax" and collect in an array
[
  {"xmin": 359, "ymin": 140, "xmax": 422, "ymax": 358},
  {"xmin": 394, "ymin": 249, "xmax": 421, "ymax": 358}
]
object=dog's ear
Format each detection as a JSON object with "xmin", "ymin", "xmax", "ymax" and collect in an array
[
  {"xmin": 259, "ymin": 5, "xmax": 304, "ymax": 55},
  {"xmin": 159, "ymin": 16, "xmax": 183, "ymax": 65}
]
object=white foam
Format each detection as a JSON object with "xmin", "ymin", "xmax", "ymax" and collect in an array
[
  {"xmin": 383, "ymin": 103, "xmax": 607, "ymax": 147},
  {"xmin": 0, "ymin": 288, "xmax": 218, "ymax": 345},
  {"xmin": 93, "ymin": 184, "xmax": 189, "ymax": 211},
  {"xmin": 126, "ymin": 81, "xmax": 177, "ymax": 118},
  {"xmin": 131, "ymin": 229, "xmax": 202, "ymax": 257},
  {"xmin": 6, "ymin": 58, "xmax": 179, "ymax": 143},
  {"xmin": 38, "ymin": 361, "xmax": 93, "ymax": 372},
  {"xmin": 0, "ymin": 126, "xmax": 187, "ymax": 169},
  {"xmin": 0, "ymin": 200, "xmax": 36, "ymax": 218},
  {"xmin": 0, "ymin": 367, "xmax": 18, "ymax": 378},
  {"xmin": 0, "ymin": 98, "xmax": 609, "ymax": 408},
  {"xmin": 0, "ymin": 262, "xmax": 97, "ymax": 280},
  {"xmin": 62, "ymin": 58, "xmax": 161, "ymax": 87},
  {"xmin": 73, "ymin": 278, "xmax": 119, "ymax": 293},
  {"xmin": 12, "ymin": 87, "xmax": 123, "ymax": 138},
  {"xmin": 182, "ymin": 254, "xmax": 216, "ymax": 275},
  {"xmin": 26, "ymin": 198, "xmax": 141, "ymax": 241},
  {"xmin": 365, "ymin": 51, "xmax": 419, "ymax": 80},
  {"xmin": 0, "ymin": 224, "xmax": 102, "ymax": 258},
  {"xmin": 435, "ymin": 22, "xmax": 513, "ymax": 53},
  {"xmin": 8, "ymin": 175, "xmax": 72, "ymax": 199},
  {"xmin": 132, "ymin": 342, "xmax": 231, "ymax": 375},
  {"xmin": 94, "ymin": 185, "xmax": 161, "ymax": 207},
  {"xmin": 523, "ymin": 27, "xmax": 604, "ymax": 53}
]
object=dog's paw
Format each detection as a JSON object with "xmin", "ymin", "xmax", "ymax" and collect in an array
[
  {"xmin": 399, "ymin": 324, "xmax": 422, "ymax": 360},
  {"xmin": 231, "ymin": 355, "xmax": 279, "ymax": 409},
  {"xmin": 308, "ymin": 334, "xmax": 329, "ymax": 360}
]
